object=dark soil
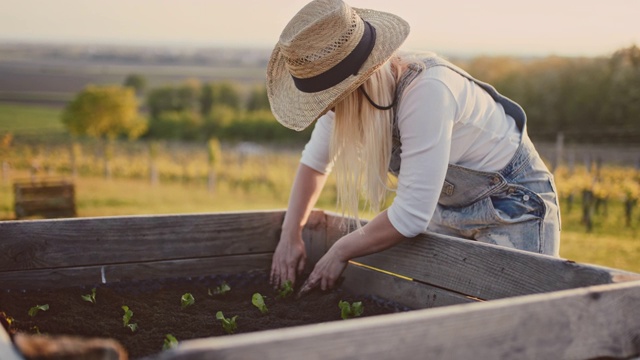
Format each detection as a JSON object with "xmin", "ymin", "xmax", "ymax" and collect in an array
[{"xmin": 0, "ymin": 271, "xmax": 407, "ymax": 359}]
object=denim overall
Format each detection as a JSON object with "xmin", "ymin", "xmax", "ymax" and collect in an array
[{"xmin": 389, "ymin": 56, "xmax": 561, "ymax": 256}]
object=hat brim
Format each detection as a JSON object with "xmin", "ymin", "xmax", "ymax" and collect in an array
[{"xmin": 266, "ymin": 8, "xmax": 410, "ymax": 131}]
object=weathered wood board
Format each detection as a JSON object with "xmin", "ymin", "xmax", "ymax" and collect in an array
[
  {"xmin": 325, "ymin": 212, "xmax": 639, "ymax": 300},
  {"xmin": 152, "ymin": 280, "xmax": 640, "ymax": 360},
  {"xmin": 0, "ymin": 211, "xmax": 284, "ymax": 289},
  {"xmin": 1, "ymin": 209, "xmax": 639, "ymax": 360},
  {"xmin": 13, "ymin": 179, "xmax": 76, "ymax": 219}
]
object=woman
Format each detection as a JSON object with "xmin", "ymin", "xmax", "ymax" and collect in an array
[{"xmin": 267, "ymin": 0, "xmax": 561, "ymax": 293}]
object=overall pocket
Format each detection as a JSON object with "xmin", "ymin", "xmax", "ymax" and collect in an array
[{"xmin": 488, "ymin": 184, "xmax": 546, "ymax": 224}]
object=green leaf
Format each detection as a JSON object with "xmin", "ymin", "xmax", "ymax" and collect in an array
[
  {"xmin": 28, "ymin": 304, "xmax": 49, "ymax": 317},
  {"xmin": 81, "ymin": 288, "xmax": 97, "ymax": 304},
  {"xmin": 163, "ymin": 334, "xmax": 179, "ymax": 350},
  {"xmin": 251, "ymin": 293, "xmax": 268, "ymax": 314},
  {"xmin": 127, "ymin": 323, "xmax": 138, "ymax": 332},
  {"xmin": 338, "ymin": 300, "xmax": 364, "ymax": 320},
  {"xmin": 181, "ymin": 293, "xmax": 195, "ymax": 309},
  {"xmin": 277, "ymin": 280, "xmax": 294, "ymax": 299},
  {"xmin": 122, "ymin": 305, "xmax": 133, "ymax": 327},
  {"xmin": 215, "ymin": 311, "xmax": 238, "ymax": 334},
  {"xmin": 351, "ymin": 301, "xmax": 364, "ymax": 317},
  {"xmin": 209, "ymin": 282, "xmax": 231, "ymax": 296}
]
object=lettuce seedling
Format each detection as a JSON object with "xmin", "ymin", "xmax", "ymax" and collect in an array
[
  {"xmin": 338, "ymin": 300, "xmax": 364, "ymax": 320},
  {"xmin": 215, "ymin": 311, "xmax": 238, "ymax": 334},
  {"xmin": 181, "ymin": 293, "xmax": 195, "ymax": 309},
  {"xmin": 122, "ymin": 305, "xmax": 138, "ymax": 332},
  {"xmin": 81, "ymin": 288, "xmax": 97, "ymax": 304},
  {"xmin": 162, "ymin": 334, "xmax": 179, "ymax": 350},
  {"xmin": 208, "ymin": 282, "xmax": 231, "ymax": 296},
  {"xmin": 28, "ymin": 304, "xmax": 49, "ymax": 317},
  {"xmin": 277, "ymin": 280, "xmax": 294, "ymax": 299},
  {"xmin": 251, "ymin": 293, "xmax": 268, "ymax": 314}
]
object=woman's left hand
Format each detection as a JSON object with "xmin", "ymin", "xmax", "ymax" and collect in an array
[
  {"xmin": 297, "ymin": 210, "xmax": 407, "ymax": 297},
  {"xmin": 299, "ymin": 246, "xmax": 348, "ymax": 294}
]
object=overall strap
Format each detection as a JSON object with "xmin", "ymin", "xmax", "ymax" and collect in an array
[
  {"xmin": 393, "ymin": 56, "xmax": 526, "ymax": 133},
  {"xmin": 389, "ymin": 56, "xmax": 527, "ymax": 205}
]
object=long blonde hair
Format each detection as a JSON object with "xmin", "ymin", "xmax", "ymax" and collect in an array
[{"xmin": 331, "ymin": 55, "xmax": 412, "ymax": 228}]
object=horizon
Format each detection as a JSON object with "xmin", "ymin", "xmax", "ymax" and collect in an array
[{"xmin": 1, "ymin": 0, "xmax": 638, "ymax": 58}]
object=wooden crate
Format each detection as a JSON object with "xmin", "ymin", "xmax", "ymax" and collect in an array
[
  {"xmin": 13, "ymin": 179, "xmax": 76, "ymax": 219},
  {"xmin": 1, "ymin": 210, "xmax": 639, "ymax": 360}
]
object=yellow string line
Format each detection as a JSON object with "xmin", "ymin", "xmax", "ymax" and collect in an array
[
  {"xmin": 348, "ymin": 260, "xmax": 413, "ymax": 281},
  {"xmin": 348, "ymin": 260, "xmax": 485, "ymax": 302}
]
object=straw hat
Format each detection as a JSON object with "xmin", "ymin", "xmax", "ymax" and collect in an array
[{"xmin": 266, "ymin": 0, "xmax": 410, "ymax": 131}]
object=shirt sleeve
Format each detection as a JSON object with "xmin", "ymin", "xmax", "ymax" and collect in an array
[
  {"xmin": 299, "ymin": 112, "xmax": 335, "ymax": 174},
  {"xmin": 387, "ymin": 75, "xmax": 458, "ymax": 237}
]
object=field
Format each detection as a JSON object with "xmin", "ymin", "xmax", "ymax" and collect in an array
[
  {"xmin": 1, "ymin": 103, "xmax": 639, "ymax": 274},
  {"xmin": 0, "ymin": 44, "xmax": 269, "ymax": 108}
]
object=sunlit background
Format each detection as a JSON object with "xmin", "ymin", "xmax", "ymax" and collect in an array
[
  {"xmin": 0, "ymin": 0, "xmax": 638, "ymax": 274},
  {"xmin": 1, "ymin": 0, "xmax": 638, "ymax": 56}
]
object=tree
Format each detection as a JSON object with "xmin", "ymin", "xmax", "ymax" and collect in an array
[
  {"xmin": 200, "ymin": 82, "xmax": 242, "ymax": 117},
  {"xmin": 216, "ymin": 82, "xmax": 241, "ymax": 110},
  {"xmin": 149, "ymin": 111, "xmax": 203, "ymax": 140},
  {"xmin": 246, "ymin": 85, "xmax": 271, "ymax": 111},
  {"xmin": 123, "ymin": 74, "xmax": 147, "ymax": 97},
  {"xmin": 147, "ymin": 81, "xmax": 201, "ymax": 119},
  {"xmin": 61, "ymin": 85, "xmax": 147, "ymax": 140}
]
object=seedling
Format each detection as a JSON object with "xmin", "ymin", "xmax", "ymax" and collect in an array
[
  {"xmin": 81, "ymin": 288, "xmax": 97, "ymax": 304},
  {"xmin": 122, "ymin": 305, "xmax": 138, "ymax": 332},
  {"xmin": 277, "ymin": 280, "xmax": 294, "ymax": 299},
  {"xmin": 251, "ymin": 293, "xmax": 268, "ymax": 314},
  {"xmin": 338, "ymin": 300, "xmax": 364, "ymax": 320},
  {"xmin": 208, "ymin": 282, "xmax": 231, "ymax": 296},
  {"xmin": 162, "ymin": 334, "xmax": 179, "ymax": 350},
  {"xmin": 215, "ymin": 311, "xmax": 238, "ymax": 334},
  {"xmin": 28, "ymin": 304, "xmax": 49, "ymax": 317},
  {"xmin": 181, "ymin": 293, "xmax": 195, "ymax": 309}
]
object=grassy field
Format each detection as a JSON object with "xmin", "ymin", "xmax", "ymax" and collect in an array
[
  {"xmin": 1, "ymin": 103, "xmax": 639, "ymax": 274},
  {"xmin": 1, "ymin": 172, "xmax": 638, "ymax": 273},
  {"xmin": 0, "ymin": 103, "xmax": 64, "ymax": 136}
]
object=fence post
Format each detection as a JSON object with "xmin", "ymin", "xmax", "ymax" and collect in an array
[
  {"xmin": 554, "ymin": 132, "xmax": 564, "ymax": 172},
  {"xmin": 2, "ymin": 161, "xmax": 9, "ymax": 184}
]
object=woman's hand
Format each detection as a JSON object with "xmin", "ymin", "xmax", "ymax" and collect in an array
[
  {"xmin": 270, "ymin": 231, "xmax": 307, "ymax": 289},
  {"xmin": 297, "ymin": 211, "xmax": 407, "ymax": 296},
  {"xmin": 298, "ymin": 245, "xmax": 348, "ymax": 295}
]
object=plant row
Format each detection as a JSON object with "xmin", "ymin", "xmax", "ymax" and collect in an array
[{"xmin": 7, "ymin": 281, "xmax": 364, "ymax": 355}]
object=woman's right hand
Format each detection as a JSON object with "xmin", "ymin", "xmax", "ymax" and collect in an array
[{"xmin": 269, "ymin": 230, "xmax": 307, "ymax": 289}]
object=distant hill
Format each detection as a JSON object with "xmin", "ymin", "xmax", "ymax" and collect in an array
[{"xmin": 0, "ymin": 42, "xmax": 271, "ymax": 107}]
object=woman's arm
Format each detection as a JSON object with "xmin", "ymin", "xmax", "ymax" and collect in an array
[
  {"xmin": 302, "ymin": 209, "xmax": 407, "ymax": 291},
  {"xmin": 270, "ymin": 163, "xmax": 329, "ymax": 288}
]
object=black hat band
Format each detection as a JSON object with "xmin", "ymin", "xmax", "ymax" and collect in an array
[{"xmin": 292, "ymin": 21, "xmax": 376, "ymax": 93}]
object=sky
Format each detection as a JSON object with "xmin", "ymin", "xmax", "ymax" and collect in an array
[{"xmin": 0, "ymin": 0, "xmax": 638, "ymax": 57}]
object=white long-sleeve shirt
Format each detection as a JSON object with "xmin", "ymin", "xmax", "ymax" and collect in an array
[{"xmin": 300, "ymin": 65, "xmax": 521, "ymax": 237}]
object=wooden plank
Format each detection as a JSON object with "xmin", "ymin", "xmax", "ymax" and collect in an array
[
  {"xmin": 15, "ymin": 184, "xmax": 74, "ymax": 197},
  {"xmin": 0, "ymin": 211, "xmax": 285, "ymax": 272},
  {"xmin": 147, "ymin": 280, "xmax": 640, "ymax": 360},
  {"xmin": 14, "ymin": 181, "xmax": 76, "ymax": 219},
  {"xmin": 325, "ymin": 212, "xmax": 640, "ymax": 300},
  {"xmin": 0, "ymin": 253, "xmax": 273, "ymax": 290},
  {"xmin": 342, "ymin": 264, "xmax": 476, "ymax": 309},
  {"xmin": 301, "ymin": 210, "xmax": 328, "ymax": 269}
]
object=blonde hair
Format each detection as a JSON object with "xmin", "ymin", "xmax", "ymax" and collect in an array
[{"xmin": 331, "ymin": 55, "xmax": 413, "ymax": 228}]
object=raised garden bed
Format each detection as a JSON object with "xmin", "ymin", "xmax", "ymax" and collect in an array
[
  {"xmin": 1, "ymin": 271, "xmax": 402, "ymax": 359},
  {"xmin": 1, "ymin": 210, "xmax": 640, "ymax": 360}
]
